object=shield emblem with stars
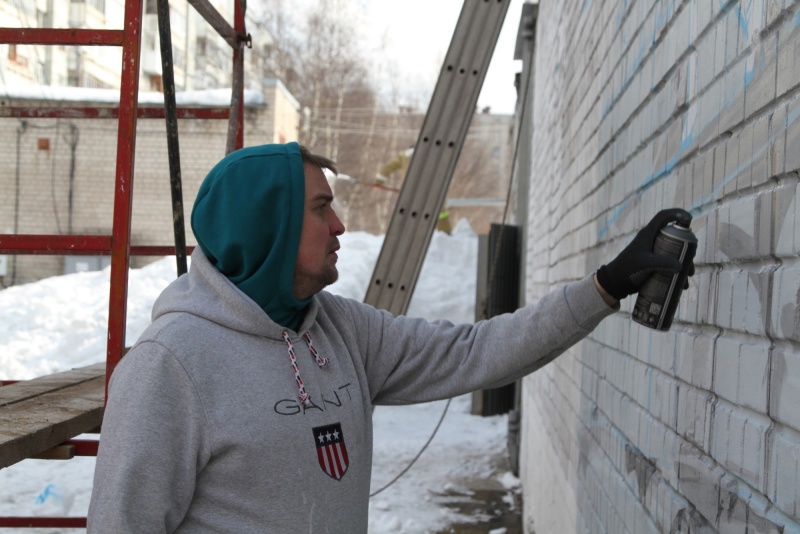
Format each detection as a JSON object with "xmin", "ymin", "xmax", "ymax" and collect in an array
[{"xmin": 312, "ymin": 423, "xmax": 349, "ymax": 480}]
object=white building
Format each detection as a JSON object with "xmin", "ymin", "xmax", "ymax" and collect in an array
[{"xmin": 0, "ymin": 0, "xmax": 269, "ymax": 93}]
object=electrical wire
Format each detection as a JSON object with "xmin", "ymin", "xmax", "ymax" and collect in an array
[{"xmin": 369, "ymin": 398, "xmax": 451, "ymax": 498}]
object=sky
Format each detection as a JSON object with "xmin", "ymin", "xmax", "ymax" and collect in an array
[
  {"xmin": 364, "ymin": 0, "xmax": 526, "ymax": 115},
  {"xmin": 0, "ymin": 220, "xmax": 520, "ymax": 533},
  {"xmin": 3, "ymin": 0, "xmax": 526, "ymax": 115}
]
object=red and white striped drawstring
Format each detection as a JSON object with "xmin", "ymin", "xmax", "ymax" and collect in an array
[
  {"xmin": 283, "ymin": 330, "xmax": 329, "ymax": 407},
  {"xmin": 304, "ymin": 331, "xmax": 329, "ymax": 367}
]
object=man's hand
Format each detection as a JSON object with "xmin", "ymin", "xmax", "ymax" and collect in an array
[{"xmin": 596, "ymin": 208, "xmax": 695, "ymax": 301}]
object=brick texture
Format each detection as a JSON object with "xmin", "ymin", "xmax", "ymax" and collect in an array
[
  {"xmin": 519, "ymin": 1, "xmax": 800, "ymax": 532},
  {"xmin": 0, "ymin": 85, "xmax": 296, "ymax": 285}
]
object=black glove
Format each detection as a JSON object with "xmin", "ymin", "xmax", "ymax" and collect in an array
[{"xmin": 596, "ymin": 208, "xmax": 695, "ymax": 300}]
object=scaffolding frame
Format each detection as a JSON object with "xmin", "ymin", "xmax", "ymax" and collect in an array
[{"xmin": 0, "ymin": 0, "xmax": 248, "ymax": 528}]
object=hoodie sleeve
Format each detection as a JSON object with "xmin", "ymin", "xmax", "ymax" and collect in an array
[
  {"xmin": 336, "ymin": 274, "xmax": 617, "ymax": 405},
  {"xmin": 87, "ymin": 341, "xmax": 212, "ymax": 533}
]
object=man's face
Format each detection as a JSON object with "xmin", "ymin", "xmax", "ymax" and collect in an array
[{"xmin": 293, "ymin": 163, "xmax": 346, "ymax": 300}]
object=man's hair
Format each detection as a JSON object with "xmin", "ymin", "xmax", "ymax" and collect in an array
[{"xmin": 299, "ymin": 145, "xmax": 338, "ymax": 175}]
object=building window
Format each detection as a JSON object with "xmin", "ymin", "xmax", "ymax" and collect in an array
[
  {"xmin": 8, "ymin": 45, "xmax": 28, "ymax": 67},
  {"xmin": 173, "ymin": 45, "xmax": 185, "ymax": 70},
  {"xmin": 149, "ymin": 74, "xmax": 163, "ymax": 92},
  {"xmin": 170, "ymin": 7, "xmax": 186, "ymax": 37},
  {"xmin": 36, "ymin": 8, "xmax": 49, "ymax": 28},
  {"xmin": 17, "ymin": 0, "xmax": 35, "ymax": 16}
]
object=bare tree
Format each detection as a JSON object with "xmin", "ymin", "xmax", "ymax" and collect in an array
[{"xmin": 248, "ymin": 1, "xmax": 513, "ymax": 235}]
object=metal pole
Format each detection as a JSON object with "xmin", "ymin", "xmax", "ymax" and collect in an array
[
  {"xmin": 156, "ymin": 0, "xmax": 188, "ymax": 276},
  {"xmin": 105, "ymin": 0, "xmax": 144, "ymax": 395},
  {"xmin": 226, "ymin": 0, "xmax": 247, "ymax": 153}
]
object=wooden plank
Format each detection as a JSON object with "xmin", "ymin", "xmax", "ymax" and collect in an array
[
  {"xmin": 0, "ymin": 364, "xmax": 105, "ymax": 468},
  {"xmin": 0, "ymin": 363, "xmax": 105, "ymax": 407},
  {"xmin": 31, "ymin": 443, "xmax": 76, "ymax": 460}
]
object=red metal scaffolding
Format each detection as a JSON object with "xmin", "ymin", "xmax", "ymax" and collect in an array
[{"xmin": 0, "ymin": 0, "xmax": 248, "ymax": 528}]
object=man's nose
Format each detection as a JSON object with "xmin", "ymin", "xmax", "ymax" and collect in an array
[{"xmin": 330, "ymin": 211, "xmax": 345, "ymax": 236}]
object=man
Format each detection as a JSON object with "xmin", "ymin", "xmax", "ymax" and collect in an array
[{"xmin": 88, "ymin": 142, "xmax": 693, "ymax": 532}]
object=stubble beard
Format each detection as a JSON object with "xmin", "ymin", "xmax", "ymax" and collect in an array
[{"xmin": 294, "ymin": 263, "xmax": 339, "ymax": 300}]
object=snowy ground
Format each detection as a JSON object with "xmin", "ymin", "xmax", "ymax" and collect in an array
[{"xmin": 0, "ymin": 220, "xmax": 519, "ymax": 533}]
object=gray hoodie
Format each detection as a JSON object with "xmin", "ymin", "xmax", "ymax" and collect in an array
[{"xmin": 88, "ymin": 248, "xmax": 615, "ymax": 532}]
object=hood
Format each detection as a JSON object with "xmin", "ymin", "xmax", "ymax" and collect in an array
[{"xmin": 190, "ymin": 142, "xmax": 310, "ymax": 330}]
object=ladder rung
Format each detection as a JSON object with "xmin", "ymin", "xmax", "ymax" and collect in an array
[
  {"xmin": 0, "ymin": 106, "xmax": 229, "ymax": 120},
  {"xmin": 0, "ymin": 235, "xmax": 111, "ymax": 255},
  {"xmin": 0, "ymin": 27, "xmax": 123, "ymax": 46}
]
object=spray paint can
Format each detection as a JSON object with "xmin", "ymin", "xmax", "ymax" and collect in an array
[{"xmin": 632, "ymin": 222, "xmax": 697, "ymax": 331}]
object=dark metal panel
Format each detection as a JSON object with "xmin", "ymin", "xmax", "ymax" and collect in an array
[
  {"xmin": 480, "ymin": 224, "xmax": 520, "ymax": 417},
  {"xmin": 486, "ymin": 224, "xmax": 520, "ymax": 318},
  {"xmin": 156, "ymin": 0, "xmax": 188, "ymax": 276}
]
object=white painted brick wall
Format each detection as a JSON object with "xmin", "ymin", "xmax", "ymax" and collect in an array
[
  {"xmin": 0, "ymin": 85, "xmax": 296, "ymax": 285},
  {"xmin": 520, "ymin": 1, "xmax": 800, "ymax": 532}
]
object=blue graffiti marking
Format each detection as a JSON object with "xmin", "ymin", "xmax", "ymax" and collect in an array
[
  {"xmin": 654, "ymin": 0, "xmax": 677, "ymax": 40},
  {"xmin": 597, "ymin": 5, "xmax": 768, "ymax": 239},
  {"xmin": 34, "ymin": 484, "xmax": 61, "ymax": 505}
]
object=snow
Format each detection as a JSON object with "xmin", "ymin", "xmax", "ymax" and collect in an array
[{"xmin": 0, "ymin": 219, "xmax": 519, "ymax": 533}]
